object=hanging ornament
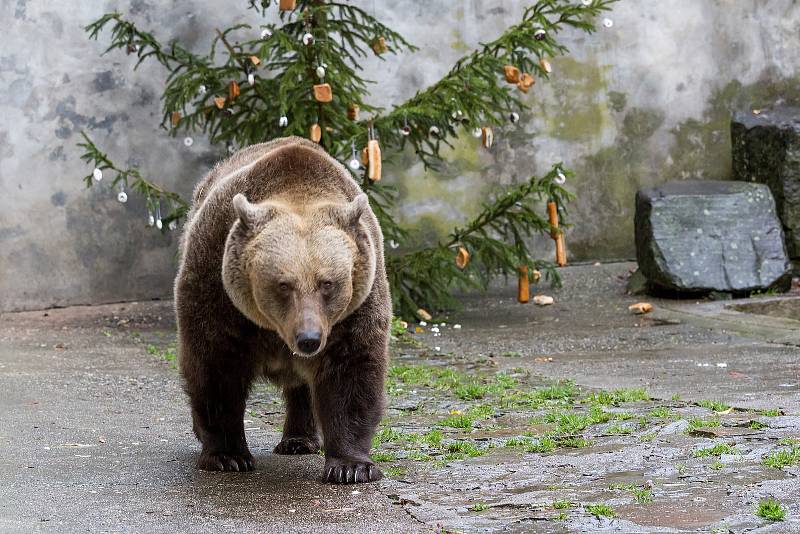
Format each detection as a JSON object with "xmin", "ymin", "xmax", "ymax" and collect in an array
[
  {"xmin": 316, "ymin": 65, "xmax": 326, "ymax": 79},
  {"xmin": 214, "ymin": 96, "xmax": 226, "ymax": 110},
  {"xmin": 455, "ymin": 246, "xmax": 470, "ymax": 269},
  {"xmin": 509, "ymin": 112, "xmax": 520, "ymax": 124},
  {"xmin": 555, "ymin": 171, "xmax": 567, "ymax": 185},
  {"xmin": 360, "ymin": 146, "xmax": 369, "ymax": 166},
  {"xmin": 117, "ymin": 186, "xmax": 128, "ymax": 204},
  {"xmin": 168, "ymin": 220, "xmax": 178, "ymax": 231},
  {"xmin": 228, "ymin": 80, "xmax": 240, "ymax": 101},
  {"xmin": 347, "ymin": 104, "xmax": 360, "ymax": 121},
  {"xmin": 147, "ymin": 209, "xmax": 155, "ymax": 227},
  {"xmin": 582, "ymin": 0, "xmax": 592, "ymax": 5},
  {"xmin": 249, "ymin": 55, "xmax": 261, "ymax": 67},
  {"xmin": 547, "ymin": 201, "xmax": 567, "ymax": 267},
  {"xmin": 503, "ymin": 65, "xmax": 521, "ymax": 84},
  {"xmin": 279, "ymin": 0, "xmax": 296, "ymax": 10},
  {"xmin": 540, "ymin": 58, "xmax": 552, "ymax": 74},
  {"xmin": 247, "ymin": 73, "xmax": 255, "ymax": 85},
  {"xmin": 184, "ymin": 137, "xmax": 194, "ymax": 147},
  {"xmin": 603, "ymin": 18, "xmax": 614, "ymax": 28},
  {"xmin": 399, "ymin": 114, "xmax": 411, "ymax": 137},
  {"xmin": 534, "ymin": 28, "xmax": 546, "ymax": 40},
  {"xmin": 278, "ymin": 115, "xmax": 289, "ymax": 127},
  {"xmin": 227, "ymin": 143, "xmax": 236, "ymax": 155},
  {"xmin": 518, "ymin": 265, "xmax": 530, "ymax": 303},
  {"xmin": 92, "ymin": 168, "xmax": 103, "ymax": 182},
  {"xmin": 517, "ymin": 73, "xmax": 535, "ymax": 94},
  {"xmin": 313, "ymin": 83, "xmax": 333, "ymax": 103},
  {"xmin": 260, "ymin": 28, "xmax": 273, "ymax": 39},
  {"xmin": 429, "ymin": 125, "xmax": 440, "ymax": 137},
  {"xmin": 481, "ymin": 126, "xmax": 494, "ymax": 149},
  {"xmin": 371, "ymin": 36, "xmax": 388, "ymax": 55},
  {"xmin": 348, "ymin": 142, "xmax": 361, "ymax": 171},
  {"xmin": 126, "ymin": 43, "xmax": 139, "ymax": 55},
  {"xmin": 171, "ymin": 111, "xmax": 181, "ymax": 127},
  {"xmin": 224, "ymin": 108, "xmax": 235, "ymax": 116},
  {"xmin": 198, "ymin": 84, "xmax": 207, "ymax": 95},
  {"xmin": 471, "ymin": 127, "xmax": 482, "ymax": 138},
  {"xmin": 155, "ymin": 204, "xmax": 163, "ymax": 230},
  {"xmin": 367, "ymin": 125, "xmax": 381, "ymax": 181},
  {"xmin": 309, "ymin": 123, "xmax": 322, "ymax": 143},
  {"xmin": 302, "ymin": 32, "xmax": 315, "ymax": 46},
  {"xmin": 368, "ymin": 140, "xmax": 382, "ymax": 181},
  {"xmin": 388, "ymin": 240, "xmax": 399, "ymax": 249}
]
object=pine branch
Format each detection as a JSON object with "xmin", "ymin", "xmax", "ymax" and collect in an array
[
  {"xmin": 349, "ymin": 0, "xmax": 617, "ymax": 171},
  {"xmin": 78, "ymin": 132, "xmax": 188, "ymax": 228},
  {"xmin": 387, "ymin": 164, "xmax": 575, "ymax": 317}
]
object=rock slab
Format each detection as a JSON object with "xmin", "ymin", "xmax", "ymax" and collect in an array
[
  {"xmin": 732, "ymin": 107, "xmax": 800, "ymax": 258},
  {"xmin": 635, "ymin": 180, "xmax": 791, "ymax": 293}
]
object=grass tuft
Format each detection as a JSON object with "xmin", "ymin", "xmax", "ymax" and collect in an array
[
  {"xmin": 693, "ymin": 443, "xmax": 736, "ymax": 458},
  {"xmin": 756, "ymin": 498, "xmax": 786, "ymax": 521},
  {"xmin": 762, "ymin": 446, "xmax": 800, "ymax": 469},
  {"xmin": 586, "ymin": 504, "xmax": 616, "ymax": 519}
]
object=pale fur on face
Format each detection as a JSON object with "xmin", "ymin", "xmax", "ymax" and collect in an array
[{"xmin": 222, "ymin": 193, "xmax": 376, "ymax": 356}]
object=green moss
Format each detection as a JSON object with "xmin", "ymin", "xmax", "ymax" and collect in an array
[
  {"xmin": 540, "ymin": 57, "xmax": 612, "ymax": 142},
  {"xmin": 668, "ymin": 77, "xmax": 800, "ymax": 182},
  {"xmin": 607, "ymin": 91, "xmax": 627, "ymax": 112}
]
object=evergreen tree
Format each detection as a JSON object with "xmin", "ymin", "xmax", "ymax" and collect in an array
[{"xmin": 79, "ymin": 0, "xmax": 616, "ymax": 318}]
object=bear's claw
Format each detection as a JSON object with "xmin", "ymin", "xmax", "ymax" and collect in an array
[
  {"xmin": 197, "ymin": 450, "xmax": 255, "ymax": 472},
  {"xmin": 273, "ymin": 437, "xmax": 321, "ymax": 455},
  {"xmin": 323, "ymin": 458, "xmax": 382, "ymax": 484}
]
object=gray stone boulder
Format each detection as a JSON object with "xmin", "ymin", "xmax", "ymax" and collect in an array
[
  {"xmin": 732, "ymin": 107, "xmax": 800, "ymax": 258},
  {"xmin": 635, "ymin": 180, "xmax": 791, "ymax": 293}
]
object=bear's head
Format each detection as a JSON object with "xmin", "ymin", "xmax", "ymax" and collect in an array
[{"xmin": 222, "ymin": 192, "xmax": 376, "ymax": 357}]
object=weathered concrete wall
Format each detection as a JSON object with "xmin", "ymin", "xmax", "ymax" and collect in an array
[{"xmin": 2, "ymin": 0, "xmax": 799, "ymax": 311}]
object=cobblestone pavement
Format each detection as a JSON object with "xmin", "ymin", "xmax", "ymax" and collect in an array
[{"xmin": 2, "ymin": 262, "xmax": 799, "ymax": 532}]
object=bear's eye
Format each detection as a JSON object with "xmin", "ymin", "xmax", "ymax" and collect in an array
[
  {"xmin": 320, "ymin": 280, "xmax": 334, "ymax": 291},
  {"xmin": 277, "ymin": 282, "xmax": 293, "ymax": 293}
]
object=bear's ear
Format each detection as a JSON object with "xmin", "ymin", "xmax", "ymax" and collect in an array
[
  {"xmin": 343, "ymin": 193, "xmax": 369, "ymax": 228},
  {"xmin": 232, "ymin": 193, "xmax": 273, "ymax": 230}
]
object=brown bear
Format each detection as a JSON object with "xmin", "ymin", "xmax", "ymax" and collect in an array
[{"xmin": 174, "ymin": 136, "xmax": 391, "ymax": 484}]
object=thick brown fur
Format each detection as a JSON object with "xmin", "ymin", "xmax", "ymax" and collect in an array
[{"xmin": 174, "ymin": 137, "xmax": 391, "ymax": 483}]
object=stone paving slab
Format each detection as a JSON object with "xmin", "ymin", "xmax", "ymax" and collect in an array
[{"xmin": 2, "ymin": 262, "xmax": 800, "ymax": 533}]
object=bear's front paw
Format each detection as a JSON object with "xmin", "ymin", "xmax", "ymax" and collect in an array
[
  {"xmin": 197, "ymin": 449, "xmax": 255, "ymax": 472},
  {"xmin": 323, "ymin": 457, "xmax": 382, "ymax": 484},
  {"xmin": 273, "ymin": 437, "xmax": 321, "ymax": 455}
]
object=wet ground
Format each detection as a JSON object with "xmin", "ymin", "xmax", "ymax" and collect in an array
[{"xmin": 1, "ymin": 262, "xmax": 799, "ymax": 533}]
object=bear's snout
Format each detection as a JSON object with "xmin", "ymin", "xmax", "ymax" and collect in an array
[{"xmin": 295, "ymin": 329, "xmax": 322, "ymax": 355}]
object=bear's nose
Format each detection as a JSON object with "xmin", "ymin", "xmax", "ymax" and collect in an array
[{"xmin": 295, "ymin": 330, "xmax": 322, "ymax": 354}]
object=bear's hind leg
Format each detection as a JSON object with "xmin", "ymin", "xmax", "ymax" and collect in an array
[
  {"xmin": 182, "ymin": 341, "xmax": 256, "ymax": 472},
  {"xmin": 274, "ymin": 384, "xmax": 321, "ymax": 455}
]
